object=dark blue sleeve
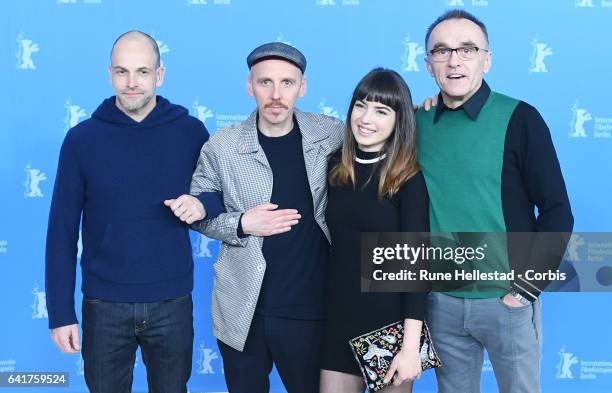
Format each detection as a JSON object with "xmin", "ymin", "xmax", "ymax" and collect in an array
[
  {"xmin": 504, "ymin": 102, "xmax": 574, "ymax": 299},
  {"xmin": 45, "ymin": 130, "xmax": 84, "ymax": 329},
  {"xmin": 516, "ymin": 102, "xmax": 573, "ymax": 233},
  {"xmin": 195, "ymin": 192, "xmax": 226, "ymax": 220},
  {"xmin": 191, "ymin": 121, "xmax": 226, "ymax": 221}
]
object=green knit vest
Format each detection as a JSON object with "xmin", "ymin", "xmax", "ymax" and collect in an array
[{"xmin": 416, "ymin": 91, "xmax": 519, "ymax": 298}]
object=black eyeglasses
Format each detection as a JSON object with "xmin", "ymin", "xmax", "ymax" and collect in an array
[{"xmin": 428, "ymin": 46, "xmax": 489, "ymax": 62}]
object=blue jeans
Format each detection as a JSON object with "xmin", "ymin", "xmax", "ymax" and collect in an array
[
  {"xmin": 81, "ymin": 294, "xmax": 194, "ymax": 393},
  {"xmin": 426, "ymin": 292, "xmax": 542, "ymax": 393}
]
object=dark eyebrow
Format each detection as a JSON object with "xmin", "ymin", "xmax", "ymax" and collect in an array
[
  {"xmin": 357, "ymin": 100, "xmax": 391, "ymax": 111},
  {"xmin": 431, "ymin": 41, "xmax": 479, "ymax": 50},
  {"xmin": 431, "ymin": 42, "xmax": 450, "ymax": 50},
  {"xmin": 112, "ymin": 66, "xmax": 153, "ymax": 72}
]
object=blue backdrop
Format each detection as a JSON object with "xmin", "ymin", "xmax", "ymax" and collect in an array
[{"xmin": 1, "ymin": 0, "xmax": 611, "ymax": 392}]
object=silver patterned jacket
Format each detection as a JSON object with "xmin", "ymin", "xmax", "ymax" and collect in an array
[{"xmin": 190, "ymin": 109, "xmax": 344, "ymax": 351}]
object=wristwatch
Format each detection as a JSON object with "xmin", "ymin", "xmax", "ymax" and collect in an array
[{"xmin": 510, "ymin": 291, "xmax": 532, "ymax": 306}]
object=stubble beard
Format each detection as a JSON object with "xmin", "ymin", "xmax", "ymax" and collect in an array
[{"xmin": 117, "ymin": 92, "xmax": 154, "ymax": 115}]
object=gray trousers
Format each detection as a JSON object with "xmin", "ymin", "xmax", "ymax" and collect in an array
[{"xmin": 426, "ymin": 292, "xmax": 542, "ymax": 393}]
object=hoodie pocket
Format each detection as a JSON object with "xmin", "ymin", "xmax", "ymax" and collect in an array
[{"xmin": 89, "ymin": 218, "xmax": 192, "ymax": 284}]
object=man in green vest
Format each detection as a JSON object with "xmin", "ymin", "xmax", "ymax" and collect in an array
[{"xmin": 416, "ymin": 10, "xmax": 573, "ymax": 393}]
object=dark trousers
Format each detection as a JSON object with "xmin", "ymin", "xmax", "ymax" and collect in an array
[
  {"xmin": 218, "ymin": 314, "xmax": 323, "ymax": 393},
  {"xmin": 81, "ymin": 294, "xmax": 194, "ymax": 393}
]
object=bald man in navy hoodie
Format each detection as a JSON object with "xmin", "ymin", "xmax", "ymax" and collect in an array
[{"xmin": 45, "ymin": 31, "xmax": 221, "ymax": 393}]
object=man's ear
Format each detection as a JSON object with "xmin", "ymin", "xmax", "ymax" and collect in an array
[
  {"xmin": 247, "ymin": 73, "xmax": 254, "ymax": 97},
  {"xmin": 425, "ymin": 57, "xmax": 435, "ymax": 77},
  {"xmin": 483, "ymin": 51, "xmax": 492, "ymax": 74},
  {"xmin": 299, "ymin": 75, "xmax": 306, "ymax": 98},
  {"xmin": 155, "ymin": 66, "xmax": 165, "ymax": 88}
]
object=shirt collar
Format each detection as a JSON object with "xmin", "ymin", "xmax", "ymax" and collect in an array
[{"xmin": 434, "ymin": 80, "xmax": 491, "ymax": 123}]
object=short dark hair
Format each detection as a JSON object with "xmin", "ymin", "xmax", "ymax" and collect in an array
[
  {"xmin": 425, "ymin": 9, "xmax": 489, "ymax": 49},
  {"xmin": 110, "ymin": 30, "xmax": 160, "ymax": 68}
]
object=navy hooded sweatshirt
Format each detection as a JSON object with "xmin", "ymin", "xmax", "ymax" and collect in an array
[{"xmin": 45, "ymin": 96, "xmax": 220, "ymax": 329}]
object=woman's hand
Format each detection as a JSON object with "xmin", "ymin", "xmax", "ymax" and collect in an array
[
  {"xmin": 384, "ymin": 318, "xmax": 423, "ymax": 386},
  {"xmin": 383, "ymin": 346, "xmax": 422, "ymax": 386}
]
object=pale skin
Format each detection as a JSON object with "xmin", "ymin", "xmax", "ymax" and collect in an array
[
  {"xmin": 109, "ymin": 34, "xmax": 165, "ymax": 122},
  {"xmin": 424, "ymin": 17, "xmax": 492, "ymax": 109},
  {"xmin": 351, "ymin": 100, "xmax": 396, "ymax": 152},
  {"xmin": 384, "ymin": 319, "xmax": 424, "ymax": 386},
  {"xmin": 51, "ymin": 324, "xmax": 80, "ymax": 354},
  {"xmin": 164, "ymin": 195, "xmax": 207, "ymax": 224}
]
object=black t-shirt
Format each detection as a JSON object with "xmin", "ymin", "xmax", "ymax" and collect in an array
[{"xmin": 254, "ymin": 121, "xmax": 329, "ymax": 320}]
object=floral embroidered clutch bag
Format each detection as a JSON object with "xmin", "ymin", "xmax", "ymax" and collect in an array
[{"xmin": 348, "ymin": 321, "xmax": 442, "ymax": 392}]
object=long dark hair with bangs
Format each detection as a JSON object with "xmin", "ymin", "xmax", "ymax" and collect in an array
[{"xmin": 329, "ymin": 67, "xmax": 419, "ymax": 198}]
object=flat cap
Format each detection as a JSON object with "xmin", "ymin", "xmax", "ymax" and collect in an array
[{"xmin": 246, "ymin": 42, "xmax": 307, "ymax": 73}]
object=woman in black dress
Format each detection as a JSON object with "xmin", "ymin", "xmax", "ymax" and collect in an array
[{"xmin": 320, "ymin": 68, "xmax": 429, "ymax": 392}]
